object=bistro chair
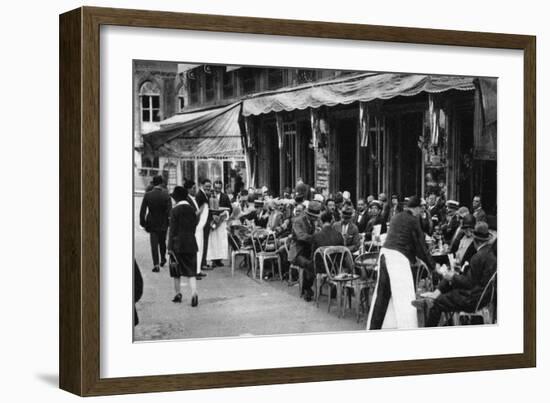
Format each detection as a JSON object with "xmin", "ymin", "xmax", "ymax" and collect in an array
[
  {"xmin": 228, "ymin": 225, "xmax": 255, "ymax": 278},
  {"xmin": 251, "ymin": 229, "xmax": 282, "ymax": 281},
  {"xmin": 284, "ymin": 237, "xmax": 304, "ymax": 295},
  {"xmin": 314, "ymin": 246, "xmax": 355, "ymax": 317},
  {"xmin": 345, "ymin": 252, "xmax": 379, "ymax": 322},
  {"xmin": 454, "ymin": 272, "xmax": 497, "ymax": 325},
  {"xmin": 414, "ymin": 258, "xmax": 434, "ymax": 293}
]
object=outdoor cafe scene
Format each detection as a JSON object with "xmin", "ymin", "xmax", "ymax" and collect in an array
[{"xmin": 133, "ymin": 61, "xmax": 497, "ymax": 340}]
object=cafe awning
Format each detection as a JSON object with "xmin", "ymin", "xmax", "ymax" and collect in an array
[
  {"xmin": 142, "ymin": 102, "xmax": 244, "ymax": 159},
  {"xmin": 242, "ymin": 72, "xmax": 476, "ymax": 116}
]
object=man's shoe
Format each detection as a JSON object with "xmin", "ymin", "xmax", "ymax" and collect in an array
[
  {"xmin": 172, "ymin": 293, "xmax": 182, "ymax": 303},
  {"xmin": 214, "ymin": 260, "xmax": 224, "ymax": 267},
  {"xmin": 160, "ymin": 258, "xmax": 167, "ymax": 267},
  {"xmin": 202, "ymin": 265, "xmax": 214, "ymax": 271},
  {"xmin": 152, "ymin": 266, "xmax": 160, "ymax": 273},
  {"xmin": 304, "ymin": 289, "xmax": 313, "ymax": 302},
  {"xmin": 197, "ymin": 272, "xmax": 207, "ymax": 279},
  {"xmin": 191, "ymin": 294, "xmax": 198, "ymax": 307}
]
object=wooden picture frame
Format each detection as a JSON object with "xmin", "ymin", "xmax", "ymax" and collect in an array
[{"xmin": 59, "ymin": 6, "xmax": 536, "ymax": 396}]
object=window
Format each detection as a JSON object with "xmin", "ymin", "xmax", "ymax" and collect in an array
[
  {"xmin": 223, "ymin": 70, "xmax": 235, "ymax": 98},
  {"xmin": 240, "ymin": 68, "xmax": 256, "ymax": 94},
  {"xmin": 189, "ymin": 74, "xmax": 199, "ymax": 105},
  {"xmin": 297, "ymin": 69, "xmax": 316, "ymax": 84},
  {"xmin": 177, "ymin": 85, "xmax": 185, "ymax": 112},
  {"xmin": 139, "ymin": 81, "xmax": 161, "ymax": 122},
  {"xmin": 205, "ymin": 69, "xmax": 215, "ymax": 102},
  {"xmin": 267, "ymin": 69, "xmax": 284, "ymax": 89}
]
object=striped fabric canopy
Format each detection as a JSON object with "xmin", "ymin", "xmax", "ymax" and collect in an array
[{"xmin": 242, "ymin": 72, "xmax": 476, "ymax": 116}]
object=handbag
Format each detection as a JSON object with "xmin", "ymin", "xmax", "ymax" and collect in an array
[{"xmin": 168, "ymin": 251, "xmax": 180, "ymax": 277}]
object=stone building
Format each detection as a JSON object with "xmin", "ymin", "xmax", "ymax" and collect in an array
[{"xmin": 139, "ymin": 62, "xmax": 497, "ymax": 215}]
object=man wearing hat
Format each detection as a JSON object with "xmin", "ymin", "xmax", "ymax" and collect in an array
[
  {"xmin": 139, "ymin": 175, "xmax": 172, "ymax": 272},
  {"xmin": 365, "ymin": 200, "xmax": 387, "ymax": 242},
  {"xmin": 367, "ymin": 196, "xmax": 437, "ymax": 330},
  {"xmin": 333, "ymin": 204, "xmax": 361, "ymax": 254},
  {"xmin": 288, "ymin": 201, "xmax": 321, "ymax": 300},
  {"xmin": 441, "ymin": 200, "xmax": 460, "ymax": 244},
  {"xmin": 449, "ymin": 214, "xmax": 477, "ymax": 268},
  {"xmin": 421, "ymin": 221, "xmax": 496, "ymax": 327},
  {"xmin": 240, "ymin": 199, "xmax": 269, "ymax": 228}
]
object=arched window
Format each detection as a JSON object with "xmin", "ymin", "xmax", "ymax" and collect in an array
[{"xmin": 139, "ymin": 81, "xmax": 161, "ymax": 122}]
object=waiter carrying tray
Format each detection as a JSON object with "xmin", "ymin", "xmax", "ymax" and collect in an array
[{"xmin": 367, "ymin": 196, "xmax": 438, "ymax": 330}]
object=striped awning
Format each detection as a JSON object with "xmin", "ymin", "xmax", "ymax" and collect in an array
[
  {"xmin": 242, "ymin": 73, "xmax": 476, "ymax": 116},
  {"xmin": 143, "ymin": 103, "xmax": 244, "ymax": 159}
]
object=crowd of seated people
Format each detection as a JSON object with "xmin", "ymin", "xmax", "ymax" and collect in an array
[{"xmin": 225, "ymin": 180, "xmax": 496, "ymax": 327}]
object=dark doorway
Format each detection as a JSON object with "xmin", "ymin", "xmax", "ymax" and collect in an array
[
  {"xmin": 457, "ymin": 109, "xmax": 475, "ymax": 206},
  {"xmin": 337, "ymin": 118, "xmax": 358, "ymax": 201},
  {"xmin": 298, "ymin": 120, "xmax": 315, "ymax": 187},
  {"xmin": 389, "ymin": 112, "xmax": 422, "ymax": 198},
  {"xmin": 262, "ymin": 121, "xmax": 280, "ymax": 195}
]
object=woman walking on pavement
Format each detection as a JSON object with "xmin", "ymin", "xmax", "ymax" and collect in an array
[{"xmin": 167, "ymin": 186, "xmax": 199, "ymax": 307}]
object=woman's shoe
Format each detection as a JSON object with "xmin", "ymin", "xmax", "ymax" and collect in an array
[
  {"xmin": 172, "ymin": 293, "xmax": 182, "ymax": 303},
  {"xmin": 191, "ymin": 294, "xmax": 198, "ymax": 307}
]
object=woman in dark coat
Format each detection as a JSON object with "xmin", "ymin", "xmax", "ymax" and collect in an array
[{"xmin": 168, "ymin": 186, "xmax": 199, "ymax": 306}]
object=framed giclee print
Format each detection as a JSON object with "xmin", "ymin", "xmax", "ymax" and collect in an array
[{"xmin": 59, "ymin": 6, "xmax": 536, "ymax": 396}]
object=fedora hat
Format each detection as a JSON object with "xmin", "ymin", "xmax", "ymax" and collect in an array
[
  {"xmin": 473, "ymin": 221, "xmax": 492, "ymax": 241},
  {"xmin": 305, "ymin": 201, "xmax": 322, "ymax": 217}
]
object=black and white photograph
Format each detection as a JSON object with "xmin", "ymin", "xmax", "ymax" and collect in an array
[{"xmin": 133, "ymin": 61, "xmax": 497, "ymax": 341}]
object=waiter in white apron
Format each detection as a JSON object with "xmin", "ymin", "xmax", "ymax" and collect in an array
[
  {"xmin": 186, "ymin": 179, "xmax": 212, "ymax": 279},
  {"xmin": 367, "ymin": 195, "xmax": 438, "ymax": 330}
]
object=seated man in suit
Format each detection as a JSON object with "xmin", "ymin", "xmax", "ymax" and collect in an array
[
  {"xmin": 288, "ymin": 201, "xmax": 322, "ymax": 301},
  {"xmin": 472, "ymin": 195, "xmax": 488, "ymax": 223},
  {"xmin": 365, "ymin": 200, "xmax": 387, "ymax": 242},
  {"xmin": 333, "ymin": 204, "xmax": 361, "ymax": 254},
  {"xmin": 240, "ymin": 199, "xmax": 269, "ymax": 228},
  {"xmin": 441, "ymin": 200, "xmax": 460, "ymax": 244},
  {"xmin": 419, "ymin": 222, "xmax": 497, "ymax": 327},
  {"xmin": 449, "ymin": 213, "xmax": 477, "ymax": 269},
  {"xmin": 354, "ymin": 198, "xmax": 369, "ymax": 233}
]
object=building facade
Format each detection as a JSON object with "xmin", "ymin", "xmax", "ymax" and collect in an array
[{"xmin": 136, "ymin": 62, "xmax": 497, "ymax": 215}]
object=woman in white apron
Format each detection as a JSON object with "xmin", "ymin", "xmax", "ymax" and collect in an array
[
  {"xmin": 207, "ymin": 209, "xmax": 229, "ymax": 263},
  {"xmin": 195, "ymin": 201, "xmax": 209, "ymax": 275}
]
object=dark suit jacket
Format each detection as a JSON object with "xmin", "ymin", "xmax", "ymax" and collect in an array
[
  {"xmin": 333, "ymin": 221, "xmax": 361, "ymax": 253},
  {"xmin": 139, "ymin": 186, "xmax": 171, "ymax": 232},
  {"xmin": 473, "ymin": 208, "xmax": 487, "ymax": 223},
  {"xmin": 365, "ymin": 215, "xmax": 387, "ymax": 240},
  {"xmin": 441, "ymin": 214, "xmax": 461, "ymax": 243},
  {"xmin": 288, "ymin": 214, "xmax": 315, "ymax": 262},
  {"xmin": 450, "ymin": 231, "xmax": 477, "ymax": 266},
  {"xmin": 218, "ymin": 192, "xmax": 233, "ymax": 213},
  {"xmin": 355, "ymin": 210, "xmax": 370, "ymax": 233},
  {"xmin": 384, "ymin": 210, "xmax": 435, "ymax": 270},
  {"xmin": 168, "ymin": 202, "xmax": 198, "ymax": 254},
  {"xmin": 311, "ymin": 226, "xmax": 345, "ymax": 273},
  {"xmin": 240, "ymin": 209, "xmax": 269, "ymax": 228},
  {"xmin": 437, "ymin": 243, "xmax": 496, "ymax": 309}
]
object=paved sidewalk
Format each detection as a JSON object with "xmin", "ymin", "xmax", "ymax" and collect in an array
[{"xmin": 134, "ymin": 196, "xmax": 365, "ymax": 341}]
